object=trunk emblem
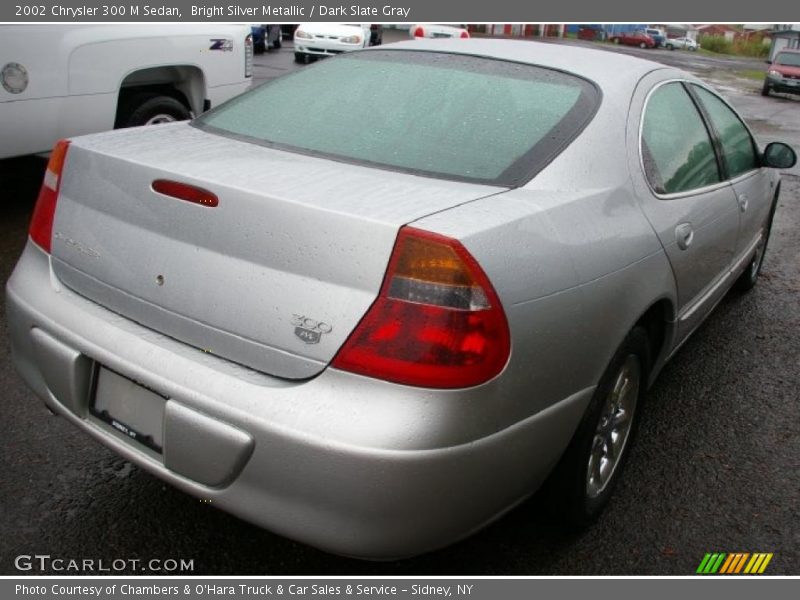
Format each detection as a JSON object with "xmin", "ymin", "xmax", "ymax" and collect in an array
[{"xmin": 292, "ymin": 314, "xmax": 332, "ymax": 345}]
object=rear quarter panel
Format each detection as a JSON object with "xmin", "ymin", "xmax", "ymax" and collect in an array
[{"xmin": 414, "ymin": 91, "xmax": 677, "ymax": 422}]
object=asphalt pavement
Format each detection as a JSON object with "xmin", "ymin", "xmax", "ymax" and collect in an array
[{"xmin": 1, "ymin": 33, "xmax": 798, "ymax": 575}]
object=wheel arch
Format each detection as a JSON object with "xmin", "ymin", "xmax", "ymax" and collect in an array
[
  {"xmin": 116, "ymin": 65, "xmax": 206, "ymax": 119},
  {"xmin": 632, "ymin": 297, "xmax": 676, "ymax": 386}
]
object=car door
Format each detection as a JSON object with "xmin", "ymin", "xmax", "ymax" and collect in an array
[
  {"xmin": 633, "ymin": 81, "xmax": 741, "ymax": 340},
  {"xmin": 688, "ymin": 84, "xmax": 774, "ymax": 264}
]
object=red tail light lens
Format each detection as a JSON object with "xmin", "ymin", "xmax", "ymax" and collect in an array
[
  {"xmin": 29, "ymin": 139, "xmax": 71, "ymax": 253},
  {"xmin": 414, "ymin": 26, "xmax": 425, "ymax": 38},
  {"xmin": 152, "ymin": 179, "xmax": 219, "ymax": 207},
  {"xmin": 460, "ymin": 30, "xmax": 470, "ymax": 39},
  {"xmin": 333, "ymin": 227, "xmax": 510, "ymax": 388}
]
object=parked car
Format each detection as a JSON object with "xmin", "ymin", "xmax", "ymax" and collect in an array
[
  {"xmin": 7, "ymin": 39, "xmax": 796, "ymax": 560},
  {"xmin": 666, "ymin": 36, "xmax": 700, "ymax": 51},
  {"xmin": 763, "ymin": 49, "xmax": 800, "ymax": 97},
  {"xmin": 293, "ymin": 23, "xmax": 372, "ymax": 63},
  {"xmin": 610, "ymin": 31, "xmax": 656, "ymax": 49},
  {"xmin": 645, "ymin": 27, "xmax": 666, "ymax": 47},
  {"xmin": 410, "ymin": 24, "xmax": 470, "ymax": 39}
]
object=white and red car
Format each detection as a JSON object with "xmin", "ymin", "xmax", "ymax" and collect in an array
[{"xmin": 409, "ymin": 24, "xmax": 470, "ymax": 39}]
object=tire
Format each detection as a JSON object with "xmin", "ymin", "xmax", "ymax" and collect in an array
[
  {"xmin": 612, "ymin": 37, "xmax": 620, "ymax": 44},
  {"xmin": 273, "ymin": 38, "xmax": 282, "ymax": 49},
  {"xmin": 639, "ymin": 42, "xmax": 647, "ymax": 49},
  {"xmin": 254, "ymin": 41, "xmax": 266, "ymax": 54},
  {"xmin": 117, "ymin": 94, "xmax": 191, "ymax": 128},
  {"xmin": 294, "ymin": 52, "xmax": 308, "ymax": 64},
  {"xmin": 545, "ymin": 327, "xmax": 650, "ymax": 527},
  {"xmin": 667, "ymin": 44, "xmax": 675, "ymax": 51},
  {"xmin": 761, "ymin": 81, "xmax": 771, "ymax": 97},
  {"xmin": 734, "ymin": 192, "xmax": 779, "ymax": 292}
]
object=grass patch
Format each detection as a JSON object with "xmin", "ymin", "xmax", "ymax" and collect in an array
[{"xmin": 733, "ymin": 69, "xmax": 767, "ymax": 81}]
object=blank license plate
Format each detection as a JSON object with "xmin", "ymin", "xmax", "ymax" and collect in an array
[{"xmin": 90, "ymin": 367, "xmax": 166, "ymax": 453}]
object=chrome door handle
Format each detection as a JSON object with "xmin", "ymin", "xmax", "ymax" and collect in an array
[
  {"xmin": 675, "ymin": 223, "xmax": 694, "ymax": 250},
  {"xmin": 738, "ymin": 194, "xmax": 749, "ymax": 212}
]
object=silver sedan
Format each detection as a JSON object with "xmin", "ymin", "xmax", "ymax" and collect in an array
[{"xmin": 6, "ymin": 39, "xmax": 796, "ymax": 559}]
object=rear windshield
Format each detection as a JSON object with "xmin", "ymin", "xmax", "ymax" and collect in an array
[
  {"xmin": 195, "ymin": 50, "xmax": 600, "ymax": 186},
  {"xmin": 775, "ymin": 52, "xmax": 800, "ymax": 67}
]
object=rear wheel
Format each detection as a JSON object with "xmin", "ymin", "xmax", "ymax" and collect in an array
[
  {"xmin": 546, "ymin": 327, "xmax": 650, "ymax": 526},
  {"xmin": 116, "ymin": 94, "xmax": 191, "ymax": 128}
]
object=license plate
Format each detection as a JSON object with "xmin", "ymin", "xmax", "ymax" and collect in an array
[
  {"xmin": 90, "ymin": 367, "xmax": 166, "ymax": 453},
  {"xmin": 432, "ymin": 33, "xmax": 452, "ymax": 38}
]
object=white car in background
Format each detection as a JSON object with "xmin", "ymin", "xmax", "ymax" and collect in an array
[
  {"xmin": 666, "ymin": 37, "xmax": 700, "ymax": 51},
  {"xmin": 409, "ymin": 24, "xmax": 470, "ymax": 39},
  {"xmin": 293, "ymin": 23, "xmax": 371, "ymax": 63}
]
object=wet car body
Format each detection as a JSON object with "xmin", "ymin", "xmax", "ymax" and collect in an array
[{"xmin": 6, "ymin": 39, "xmax": 794, "ymax": 559}]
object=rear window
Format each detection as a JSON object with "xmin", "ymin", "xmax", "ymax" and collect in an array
[{"xmin": 195, "ymin": 50, "xmax": 600, "ymax": 186}]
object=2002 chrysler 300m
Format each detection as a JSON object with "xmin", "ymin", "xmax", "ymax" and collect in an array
[{"xmin": 6, "ymin": 39, "xmax": 797, "ymax": 559}]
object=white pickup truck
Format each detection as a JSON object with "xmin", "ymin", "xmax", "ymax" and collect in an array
[{"xmin": 0, "ymin": 25, "xmax": 253, "ymax": 159}]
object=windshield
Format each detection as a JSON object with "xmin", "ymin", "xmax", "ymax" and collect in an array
[
  {"xmin": 195, "ymin": 50, "xmax": 600, "ymax": 186},
  {"xmin": 775, "ymin": 52, "xmax": 800, "ymax": 67}
]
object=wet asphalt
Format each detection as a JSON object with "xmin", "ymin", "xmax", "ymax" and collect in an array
[{"xmin": 1, "ymin": 33, "xmax": 798, "ymax": 575}]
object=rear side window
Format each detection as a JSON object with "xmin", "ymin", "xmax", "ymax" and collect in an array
[
  {"xmin": 691, "ymin": 85, "xmax": 759, "ymax": 179},
  {"xmin": 641, "ymin": 82, "xmax": 720, "ymax": 194},
  {"xmin": 195, "ymin": 50, "xmax": 600, "ymax": 186}
]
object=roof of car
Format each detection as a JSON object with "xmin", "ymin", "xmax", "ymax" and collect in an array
[{"xmin": 379, "ymin": 38, "xmax": 670, "ymax": 91}]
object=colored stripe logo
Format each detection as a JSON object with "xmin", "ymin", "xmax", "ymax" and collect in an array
[{"xmin": 696, "ymin": 553, "xmax": 773, "ymax": 574}]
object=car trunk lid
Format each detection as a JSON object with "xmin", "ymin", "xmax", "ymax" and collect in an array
[{"xmin": 50, "ymin": 123, "xmax": 502, "ymax": 379}]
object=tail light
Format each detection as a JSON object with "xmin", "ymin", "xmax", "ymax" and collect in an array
[
  {"xmin": 460, "ymin": 30, "xmax": 470, "ymax": 39},
  {"xmin": 152, "ymin": 180, "xmax": 219, "ymax": 207},
  {"xmin": 414, "ymin": 26, "xmax": 425, "ymax": 38},
  {"xmin": 244, "ymin": 33, "xmax": 253, "ymax": 78},
  {"xmin": 29, "ymin": 139, "xmax": 71, "ymax": 253},
  {"xmin": 333, "ymin": 227, "xmax": 510, "ymax": 388}
]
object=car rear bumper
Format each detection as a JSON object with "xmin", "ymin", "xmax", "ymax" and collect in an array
[{"xmin": 6, "ymin": 241, "xmax": 592, "ymax": 559}]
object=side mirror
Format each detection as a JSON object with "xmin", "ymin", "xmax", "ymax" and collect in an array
[{"xmin": 763, "ymin": 142, "xmax": 797, "ymax": 169}]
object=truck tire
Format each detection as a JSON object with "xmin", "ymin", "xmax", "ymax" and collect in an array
[{"xmin": 117, "ymin": 94, "xmax": 191, "ymax": 128}]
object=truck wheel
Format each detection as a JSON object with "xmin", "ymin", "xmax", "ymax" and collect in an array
[{"xmin": 118, "ymin": 94, "xmax": 191, "ymax": 128}]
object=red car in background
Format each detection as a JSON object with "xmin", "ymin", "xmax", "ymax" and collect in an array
[{"xmin": 610, "ymin": 31, "xmax": 656, "ymax": 49}]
